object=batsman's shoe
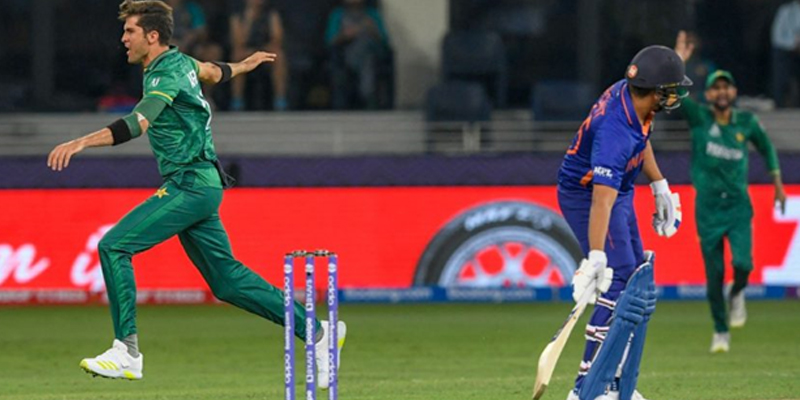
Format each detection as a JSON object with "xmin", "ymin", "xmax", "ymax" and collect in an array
[
  {"xmin": 597, "ymin": 389, "xmax": 650, "ymax": 400},
  {"xmin": 315, "ymin": 320, "xmax": 347, "ymax": 389},
  {"xmin": 631, "ymin": 390, "xmax": 650, "ymax": 400},
  {"xmin": 729, "ymin": 290, "xmax": 747, "ymax": 328},
  {"xmin": 710, "ymin": 332, "xmax": 730, "ymax": 353},
  {"xmin": 79, "ymin": 339, "xmax": 143, "ymax": 380}
]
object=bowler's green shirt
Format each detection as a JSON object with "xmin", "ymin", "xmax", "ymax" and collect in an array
[
  {"xmin": 141, "ymin": 46, "xmax": 220, "ymax": 187},
  {"xmin": 681, "ymin": 98, "xmax": 780, "ymax": 202}
]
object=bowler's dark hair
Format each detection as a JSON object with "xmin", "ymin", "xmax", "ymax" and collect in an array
[{"xmin": 118, "ymin": 0, "xmax": 173, "ymax": 45}]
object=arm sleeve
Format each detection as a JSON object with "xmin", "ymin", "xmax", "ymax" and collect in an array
[
  {"xmin": 680, "ymin": 96, "xmax": 704, "ymax": 129},
  {"xmin": 133, "ymin": 97, "xmax": 167, "ymax": 124},
  {"xmin": 590, "ymin": 124, "xmax": 629, "ymax": 190},
  {"xmin": 748, "ymin": 114, "xmax": 781, "ymax": 174},
  {"xmin": 143, "ymin": 71, "xmax": 181, "ymax": 106},
  {"xmin": 190, "ymin": 57, "xmax": 201, "ymax": 74},
  {"xmin": 122, "ymin": 97, "xmax": 167, "ymax": 139}
]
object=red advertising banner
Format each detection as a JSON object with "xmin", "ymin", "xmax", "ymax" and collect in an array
[{"xmin": 1, "ymin": 185, "xmax": 798, "ymax": 303}]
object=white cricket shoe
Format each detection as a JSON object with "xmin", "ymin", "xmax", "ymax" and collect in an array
[
  {"xmin": 729, "ymin": 289, "xmax": 747, "ymax": 328},
  {"xmin": 315, "ymin": 320, "xmax": 347, "ymax": 389},
  {"xmin": 592, "ymin": 392, "xmax": 616, "ymax": 400},
  {"xmin": 710, "ymin": 332, "xmax": 730, "ymax": 353},
  {"xmin": 631, "ymin": 390, "xmax": 650, "ymax": 400},
  {"xmin": 79, "ymin": 339, "xmax": 143, "ymax": 380},
  {"xmin": 568, "ymin": 389, "xmax": 648, "ymax": 400},
  {"xmin": 601, "ymin": 389, "xmax": 650, "ymax": 400}
]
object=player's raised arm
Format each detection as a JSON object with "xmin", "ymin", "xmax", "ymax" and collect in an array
[
  {"xmin": 196, "ymin": 51, "xmax": 278, "ymax": 85},
  {"xmin": 673, "ymin": 31, "xmax": 704, "ymax": 127},
  {"xmin": 674, "ymin": 30, "xmax": 695, "ymax": 62}
]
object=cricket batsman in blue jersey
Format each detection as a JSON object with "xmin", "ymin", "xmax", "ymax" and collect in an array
[{"xmin": 558, "ymin": 45, "xmax": 692, "ymax": 400}]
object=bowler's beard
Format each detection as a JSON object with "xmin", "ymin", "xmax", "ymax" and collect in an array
[{"xmin": 712, "ymin": 100, "xmax": 731, "ymax": 112}]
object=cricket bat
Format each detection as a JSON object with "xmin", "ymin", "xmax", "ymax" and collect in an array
[{"xmin": 532, "ymin": 282, "xmax": 596, "ymax": 400}]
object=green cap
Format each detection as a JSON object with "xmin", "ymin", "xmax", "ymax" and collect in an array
[{"xmin": 705, "ymin": 69, "xmax": 735, "ymax": 90}]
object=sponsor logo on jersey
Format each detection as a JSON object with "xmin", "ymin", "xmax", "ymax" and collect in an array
[
  {"xmin": 593, "ymin": 166, "xmax": 613, "ymax": 179},
  {"xmin": 151, "ymin": 78, "xmax": 160, "ymax": 87},
  {"xmin": 705, "ymin": 142, "xmax": 743, "ymax": 160}
]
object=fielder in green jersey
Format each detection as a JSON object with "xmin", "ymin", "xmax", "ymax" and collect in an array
[
  {"xmin": 47, "ymin": 1, "xmax": 346, "ymax": 384},
  {"xmin": 675, "ymin": 32, "xmax": 786, "ymax": 353}
]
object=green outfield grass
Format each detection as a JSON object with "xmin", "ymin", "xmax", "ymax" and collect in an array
[{"xmin": 0, "ymin": 301, "xmax": 798, "ymax": 400}]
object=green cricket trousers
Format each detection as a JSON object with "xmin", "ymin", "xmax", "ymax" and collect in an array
[
  {"xmin": 696, "ymin": 194, "xmax": 753, "ymax": 333},
  {"xmin": 97, "ymin": 168, "xmax": 319, "ymax": 340}
]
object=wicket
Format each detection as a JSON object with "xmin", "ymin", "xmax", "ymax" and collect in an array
[{"xmin": 284, "ymin": 250, "xmax": 339, "ymax": 400}]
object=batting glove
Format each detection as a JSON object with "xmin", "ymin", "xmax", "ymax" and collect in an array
[
  {"xmin": 651, "ymin": 179, "xmax": 681, "ymax": 238},
  {"xmin": 572, "ymin": 250, "xmax": 613, "ymax": 304}
]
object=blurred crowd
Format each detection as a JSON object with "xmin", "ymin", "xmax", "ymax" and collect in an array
[
  {"xmin": 154, "ymin": 0, "xmax": 393, "ymax": 112},
  {"xmin": 0, "ymin": 0, "xmax": 397, "ymax": 112},
  {"xmin": 1, "ymin": 0, "xmax": 799, "ymax": 113},
  {"xmin": 125, "ymin": 0, "xmax": 800, "ymax": 112},
  {"xmin": 771, "ymin": 0, "xmax": 800, "ymax": 108}
]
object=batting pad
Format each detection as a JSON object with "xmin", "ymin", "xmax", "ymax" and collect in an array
[
  {"xmin": 579, "ymin": 253, "xmax": 654, "ymax": 400},
  {"xmin": 618, "ymin": 253, "xmax": 657, "ymax": 400}
]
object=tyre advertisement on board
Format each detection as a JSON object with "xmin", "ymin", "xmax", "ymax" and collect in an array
[{"xmin": 1, "ymin": 186, "xmax": 798, "ymax": 303}]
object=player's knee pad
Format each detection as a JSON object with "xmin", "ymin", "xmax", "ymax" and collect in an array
[{"xmin": 578, "ymin": 253, "xmax": 654, "ymax": 400}]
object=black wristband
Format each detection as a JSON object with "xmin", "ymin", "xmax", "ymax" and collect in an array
[
  {"xmin": 211, "ymin": 61, "xmax": 232, "ymax": 83},
  {"xmin": 107, "ymin": 118, "xmax": 132, "ymax": 146}
]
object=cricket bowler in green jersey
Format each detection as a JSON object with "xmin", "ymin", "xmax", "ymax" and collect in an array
[
  {"xmin": 47, "ymin": 0, "xmax": 346, "ymax": 383},
  {"xmin": 675, "ymin": 32, "xmax": 786, "ymax": 353}
]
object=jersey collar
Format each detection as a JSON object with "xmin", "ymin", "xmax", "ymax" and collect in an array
[
  {"xmin": 713, "ymin": 107, "xmax": 738, "ymax": 126},
  {"xmin": 620, "ymin": 82, "xmax": 653, "ymax": 136},
  {"xmin": 144, "ymin": 45, "xmax": 178, "ymax": 73}
]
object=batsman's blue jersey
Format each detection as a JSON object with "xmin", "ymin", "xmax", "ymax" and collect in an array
[
  {"xmin": 558, "ymin": 80, "xmax": 652, "ymax": 194},
  {"xmin": 557, "ymin": 80, "xmax": 653, "ymax": 271}
]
